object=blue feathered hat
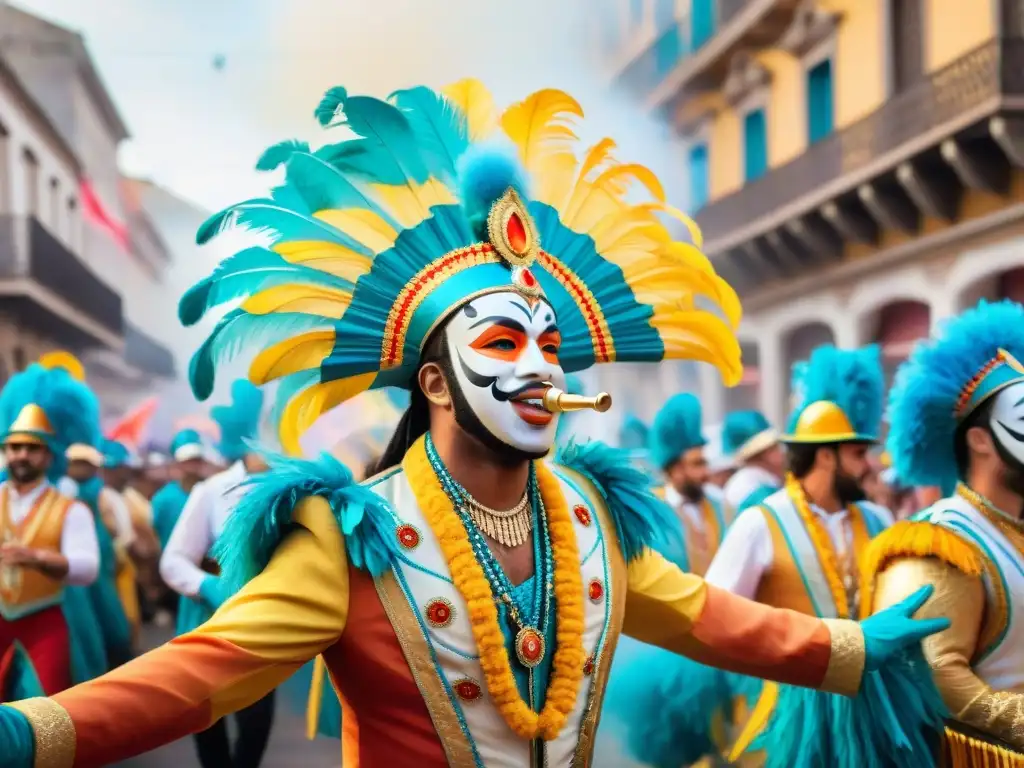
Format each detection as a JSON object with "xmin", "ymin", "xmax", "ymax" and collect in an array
[
  {"xmin": 783, "ymin": 344, "xmax": 884, "ymax": 444},
  {"xmin": 211, "ymin": 379, "xmax": 265, "ymax": 463},
  {"xmin": 0, "ymin": 363, "xmax": 101, "ymax": 482},
  {"xmin": 722, "ymin": 410, "xmax": 777, "ymax": 462},
  {"xmin": 888, "ymin": 299, "xmax": 1024, "ymax": 487},
  {"xmin": 101, "ymin": 437, "xmax": 132, "ymax": 468},
  {"xmin": 648, "ymin": 393, "xmax": 706, "ymax": 468},
  {"xmin": 183, "ymin": 80, "xmax": 744, "ymax": 454},
  {"xmin": 170, "ymin": 429, "xmax": 205, "ymax": 462}
]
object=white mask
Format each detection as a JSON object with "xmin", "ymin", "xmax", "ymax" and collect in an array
[
  {"xmin": 990, "ymin": 381, "xmax": 1024, "ymax": 466},
  {"xmin": 444, "ymin": 291, "xmax": 566, "ymax": 455}
]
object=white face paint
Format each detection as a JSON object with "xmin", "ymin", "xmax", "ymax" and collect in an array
[
  {"xmin": 990, "ymin": 381, "xmax": 1024, "ymax": 465},
  {"xmin": 444, "ymin": 291, "xmax": 566, "ymax": 455}
]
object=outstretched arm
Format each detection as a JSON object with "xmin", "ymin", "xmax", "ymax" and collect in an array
[
  {"xmin": 874, "ymin": 556, "xmax": 1024, "ymax": 750},
  {"xmin": 3, "ymin": 496, "xmax": 348, "ymax": 767},
  {"xmin": 623, "ymin": 549, "xmax": 942, "ymax": 696}
]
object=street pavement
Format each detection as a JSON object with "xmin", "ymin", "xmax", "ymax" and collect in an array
[{"xmin": 120, "ymin": 623, "xmax": 341, "ymax": 768}]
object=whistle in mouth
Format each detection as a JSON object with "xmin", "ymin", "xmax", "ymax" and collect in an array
[{"xmin": 541, "ymin": 387, "xmax": 613, "ymax": 414}]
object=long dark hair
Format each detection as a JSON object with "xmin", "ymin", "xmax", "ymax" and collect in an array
[{"xmin": 374, "ymin": 329, "xmax": 449, "ymax": 473}]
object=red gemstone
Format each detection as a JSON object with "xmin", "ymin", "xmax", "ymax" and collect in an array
[
  {"xmin": 521, "ymin": 268, "xmax": 537, "ymax": 287},
  {"xmin": 519, "ymin": 629, "xmax": 543, "ymax": 663},
  {"xmin": 396, "ymin": 524, "xmax": 420, "ymax": 549},
  {"xmin": 588, "ymin": 578, "xmax": 604, "ymax": 603},
  {"xmin": 573, "ymin": 504, "xmax": 592, "ymax": 527},
  {"xmin": 583, "ymin": 654, "xmax": 595, "ymax": 676},
  {"xmin": 425, "ymin": 598, "xmax": 454, "ymax": 628},
  {"xmin": 453, "ymin": 678, "xmax": 482, "ymax": 702},
  {"xmin": 506, "ymin": 211, "xmax": 528, "ymax": 254}
]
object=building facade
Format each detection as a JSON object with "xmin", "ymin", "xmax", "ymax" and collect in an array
[
  {"xmin": 603, "ymin": 0, "xmax": 1024, "ymax": 429},
  {"xmin": 0, "ymin": 5, "xmax": 178, "ymax": 416}
]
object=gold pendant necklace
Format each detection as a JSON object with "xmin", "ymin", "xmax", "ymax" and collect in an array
[{"xmin": 465, "ymin": 489, "xmax": 532, "ymax": 548}]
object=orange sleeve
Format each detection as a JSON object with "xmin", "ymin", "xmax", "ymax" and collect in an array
[
  {"xmin": 12, "ymin": 497, "xmax": 350, "ymax": 768},
  {"xmin": 623, "ymin": 549, "xmax": 863, "ymax": 695}
]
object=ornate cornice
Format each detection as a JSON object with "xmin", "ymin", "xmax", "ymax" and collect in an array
[
  {"xmin": 723, "ymin": 50, "xmax": 773, "ymax": 108},
  {"xmin": 779, "ymin": 0, "xmax": 842, "ymax": 58}
]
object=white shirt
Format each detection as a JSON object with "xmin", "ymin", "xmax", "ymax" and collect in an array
[
  {"xmin": 2, "ymin": 480, "xmax": 99, "ymax": 586},
  {"xmin": 722, "ymin": 465, "xmax": 780, "ymax": 512},
  {"xmin": 704, "ymin": 492, "xmax": 894, "ymax": 600},
  {"xmin": 160, "ymin": 461, "xmax": 248, "ymax": 598}
]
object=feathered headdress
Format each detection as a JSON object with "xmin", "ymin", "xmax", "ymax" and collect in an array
[
  {"xmin": 648, "ymin": 393, "xmax": 706, "ymax": 469},
  {"xmin": 183, "ymin": 81, "xmax": 743, "ymax": 453},
  {"xmin": 721, "ymin": 410, "xmax": 776, "ymax": 463},
  {"xmin": 211, "ymin": 379, "xmax": 265, "ymax": 463},
  {"xmin": 888, "ymin": 300, "xmax": 1024, "ymax": 487},
  {"xmin": 0, "ymin": 357, "xmax": 101, "ymax": 481},
  {"xmin": 783, "ymin": 344, "xmax": 884, "ymax": 444}
]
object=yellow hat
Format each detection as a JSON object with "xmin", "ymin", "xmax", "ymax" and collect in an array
[
  {"xmin": 2, "ymin": 404, "xmax": 56, "ymax": 446},
  {"xmin": 65, "ymin": 443, "xmax": 104, "ymax": 467},
  {"xmin": 781, "ymin": 401, "xmax": 867, "ymax": 444}
]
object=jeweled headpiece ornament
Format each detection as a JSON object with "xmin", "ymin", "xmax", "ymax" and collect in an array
[
  {"xmin": 888, "ymin": 299, "xmax": 1024, "ymax": 487},
  {"xmin": 182, "ymin": 81, "xmax": 743, "ymax": 453},
  {"xmin": 782, "ymin": 344, "xmax": 885, "ymax": 444}
]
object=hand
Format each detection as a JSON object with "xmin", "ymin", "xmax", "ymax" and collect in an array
[
  {"xmin": 861, "ymin": 585, "xmax": 950, "ymax": 671},
  {"xmin": 0, "ymin": 544, "xmax": 41, "ymax": 568}
]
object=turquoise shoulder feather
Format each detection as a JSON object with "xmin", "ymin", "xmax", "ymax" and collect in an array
[
  {"xmin": 214, "ymin": 452, "xmax": 399, "ymax": 591},
  {"xmin": 555, "ymin": 439, "xmax": 682, "ymax": 564}
]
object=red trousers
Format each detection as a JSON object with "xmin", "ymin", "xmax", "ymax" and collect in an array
[{"xmin": 0, "ymin": 605, "xmax": 71, "ymax": 696}]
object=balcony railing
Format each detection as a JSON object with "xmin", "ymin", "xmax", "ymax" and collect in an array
[
  {"xmin": 695, "ymin": 37, "xmax": 1024, "ymax": 252},
  {"xmin": 125, "ymin": 322, "xmax": 176, "ymax": 379},
  {"xmin": 0, "ymin": 214, "xmax": 123, "ymax": 338}
]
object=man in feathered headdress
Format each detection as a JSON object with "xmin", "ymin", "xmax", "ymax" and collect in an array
[
  {"xmin": 159, "ymin": 379, "xmax": 275, "ymax": 768},
  {"xmin": 0, "ymin": 355, "xmax": 100, "ymax": 697},
  {"xmin": 721, "ymin": 410, "xmax": 784, "ymax": 514},
  {"xmin": 0, "ymin": 80, "xmax": 945, "ymax": 766},
  {"xmin": 858, "ymin": 299, "xmax": 1024, "ymax": 763}
]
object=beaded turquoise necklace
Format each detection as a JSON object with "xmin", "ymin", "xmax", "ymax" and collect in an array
[{"xmin": 425, "ymin": 433, "xmax": 554, "ymax": 668}]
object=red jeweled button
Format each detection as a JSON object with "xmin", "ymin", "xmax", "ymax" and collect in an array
[
  {"xmin": 507, "ymin": 211, "xmax": 528, "ymax": 254},
  {"xmin": 573, "ymin": 504, "xmax": 592, "ymax": 526},
  {"xmin": 396, "ymin": 524, "xmax": 420, "ymax": 549},
  {"xmin": 588, "ymin": 578, "xmax": 604, "ymax": 603},
  {"xmin": 583, "ymin": 653, "xmax": 595, "ymax": 676},
  {"xmin": 453, "ymin": 677, "xmax": 483, "ymax": 702},
  {"xmin": 520, "ymin": 268, "xmax": 536, "ymax": 287},
  {"xmin": 425, "ymin": 598, "xmax": 455, "ymax": 628},
  {"xmin": 516, "ymin": 627, "xmax": 545, "ymax": 668}
]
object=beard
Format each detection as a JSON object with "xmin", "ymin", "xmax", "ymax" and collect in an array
[
  {"xmin": 7, "ymin": 460, "xmax": 44, "ymax": 484},
  {"xmin": 445, "ymin": 358, "xmax": 548, "ymax": 465},
  {"xmin": 993, "ymin": 440, "xmax": 1024, "ymax": 498},
  {"xmin": 681, "ymin": 481, "xmax": 705, "ymax": 504},
  {"xmin": 834, "ymin": 469, "xmax": 867, "ymax": 505}
]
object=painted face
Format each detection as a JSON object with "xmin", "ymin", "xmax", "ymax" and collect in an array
[
  {"xmin": 990, "ymin": 381, "xmax": 1024, "ymax": 466},
  {"xmin": 444, "ymin": 291, "xmax": 566, "ymax": 456}
]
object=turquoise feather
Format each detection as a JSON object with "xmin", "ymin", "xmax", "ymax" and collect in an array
[
  {"xmin": 268, "ymin": 370, "xmax": 320, "ymax": 434},
  {"xmin": 389, "ymin": 85, "xmax": 469, "ymax": 181},
  {"xmin": 315, "ymin": 86, "xmax": 348, "ymax": 127},
  {"xmin": 457, "ymin": 142, "xmax": 529, "ymax": 240},
  {"xmin": 188, "ymin": 309, "xmax": 330, "ymax": 400},
  {"xmin": 556, "ymin": 439, "xmax": 683, "ymax": 563},
  {"xmin": 214, "ymin": 450, "xmax": 399, "ymax": 590},
  {"xmin": 213, "ymin": 379, "xmax": 264, "ymax": 462},
  {"xmin": 178, "ymin": 247, "xmax": 353, "ymax": 327},
  {"xmin": 331, "ymin": 95, "xmax": 430, "ymax": 186},
  {"xmin": 256, "ymin": 139, "xmax": 311, "ymax": 172},
  {"xmin": 284, "ymin": 151, "xmax": 400, "ymax": 229}
]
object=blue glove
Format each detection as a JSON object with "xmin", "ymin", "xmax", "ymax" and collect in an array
[
  {"xmin": 862, "ymin": 585, "xmax": 950, "ymax": 671},
  {"xmin": 198, "ymin": 576, "xmax": 230, "ymax": 611},
  {"xmin": 0, "ymin": 705, "xmax": 35, "ymax": 767}
]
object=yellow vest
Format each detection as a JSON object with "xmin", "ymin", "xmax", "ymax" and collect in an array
[{"xmin": 0, "ymin": 485, "xmax": 72, "ymax": 620}]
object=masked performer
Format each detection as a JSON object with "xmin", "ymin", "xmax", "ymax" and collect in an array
[
  {"xmin": 1, "ymin": 80, "xmax": 944, "ymax": 768},
  {"xmin": 0, "ymin": 360, "xmax": 100, "ymax": 697},
  {"xmin": 160, "ymin": 379, "xmax": 275, "ymax": 768}
]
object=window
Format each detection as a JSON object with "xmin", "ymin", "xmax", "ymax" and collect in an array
[
  {"xmin": 654, "ymin": 26, "xmax": 682, "ymax": 76},
  {"xmin": 743, "ymin": 108, "xmax": 768, "ymax": 181},
  {"xmin": 49, "ymin": 177, "xmax": 60, "ymax": 232},
  {"xmin": 688, "ymin": 143, "xmax": 709, "ymax": 211},
  {"xmin": 807, "ymin": 58, "xmax": 835, "ymax": 144},
  {"xmin": 692, "ymin": 0, "xmax": 716, "ymax": 49},
  {"xmin": 22, "ymin": 149, "xmax": 38, "ymax": 217},
  {"xmin": 12, "ymin": 346, "xmax": 25, "ymax": 372}
]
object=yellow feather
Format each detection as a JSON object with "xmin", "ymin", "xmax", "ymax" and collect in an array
[
  {"xmin": 369, "ymin": 178, "xmax": 456, "ymax": 229},
  {"xmin": 442, "ymin": 78, "xmax": 497, "ymax": 141},
  {"xmin": 500, "ymin": 89, "xmax": 583, "ymax": 174},
  {"xmin": 249, "ymin": 330, "xmax": 336, "ymax": 385},
  {"xmin": 242, "ymin": 284, "xmax": 352, "ymax": 318},
  {"xmin": 313, "ymin": 209, "xmax": 398, "ymax": 253},
  {"xmin": 562, "ymin": 186, "xmax": 622, "ymax": 234},
  {"xmin": 273, "ymin": 242, "xmax": 372, "ymax": 282},
  {"xmin": 653, "ymin": 202, "xmax": 704, "ymax": 249},
  {"xmin": 587, "ymin": 204, "xmax": 664, "ymax": 250},
  {"xmin": 533, "ymin": 152, "xmax": 578, "ymax": 211},
  {"xmin": 563, "ymin": 163, "xmax": 664, "ymax": 231},
  {"xmin": 279, "ymin": 373, "xmax": 376, "ymax": 456},
  {"xmin": 650, "ymin": 311, "xmax": 743, "ymax": 386}
]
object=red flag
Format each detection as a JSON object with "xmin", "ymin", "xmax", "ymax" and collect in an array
[
  {"xmin": 80, "ymin": 178, "xmax": 130, "ymax": 252},
  {"xmin": 106, "ymin": 396, "xmax": 159, "ymax": 450}
]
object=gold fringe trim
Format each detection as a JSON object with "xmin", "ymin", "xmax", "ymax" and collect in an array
[{"xmin": 943, "ymin": 725, "xmax": 1024, "ymax": 767}]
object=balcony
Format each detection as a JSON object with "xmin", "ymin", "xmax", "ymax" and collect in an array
[
  {"xmin": 694, "ymin": 37, "xmax": 1024, "ymax": 294},
  {"xmin": 0, "ymin": 214, "xmax": 123, "ymax": 347},
  {"xmin": 125, "ymin": 322, "xmax": 176, "ymax": 379}
]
